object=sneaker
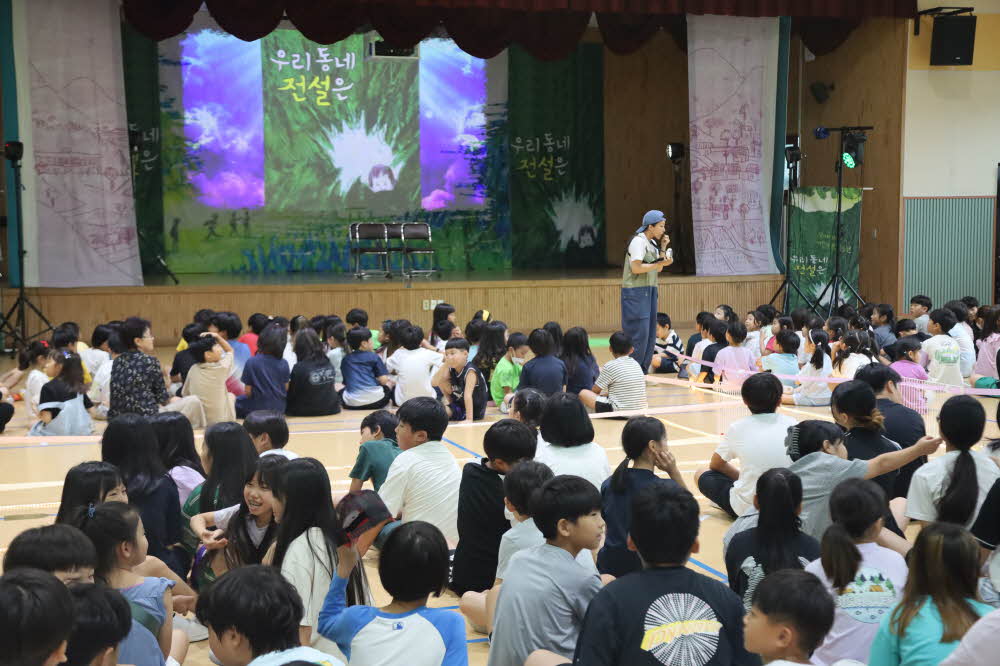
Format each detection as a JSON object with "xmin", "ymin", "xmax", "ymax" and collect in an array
[{"xmin": 173, "ymin": 613, "xmax": 208, "ymax": 642}]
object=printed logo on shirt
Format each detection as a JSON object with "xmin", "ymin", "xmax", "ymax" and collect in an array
[
  {"xmin": 836, "ymin": 566, "xmax": 899, "ymax": 624},
  {"xmin": 640, "ymin": 593, "xmax": 722, "ymax": 666},
  {"xmin": 392, "ymin": 622, "xmax": 404, "ymax": 630},
  {"xmin": 932, "ymin": 345, "xmax": 961, "ymax": 365}
]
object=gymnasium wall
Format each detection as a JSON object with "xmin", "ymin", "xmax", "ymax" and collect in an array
[
  {"xmin": 902, "ymin": 3, "xmax": 1000, "ymax": 305},
  {"xmin": 797, "ymin": 18, "xmax": 909, "ymax": 309},
  {"xmin": 603, "ymin": 32, "xmax": 691, "ymax": 270}
]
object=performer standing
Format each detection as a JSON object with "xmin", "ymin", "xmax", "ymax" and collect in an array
[{"xmin": 621, "ymin": 210, "xmax": 673, "ymax": 372}]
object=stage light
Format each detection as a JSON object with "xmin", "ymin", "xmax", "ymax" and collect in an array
[
  {"xmin": 784, "ymin": 146, "xmax": 802, "ymax": 164},
  {"xmin": 666, "ymin": 143, "xmax": 686, "ymax": 162},
  {"xmin": 3, "ymin": 141, "xmax": 23, "ymax": 162},
  {"xmin": 842, "ymin": 132, "xmax": 866, "ymax": 169}
]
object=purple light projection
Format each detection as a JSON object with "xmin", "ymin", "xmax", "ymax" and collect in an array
[
  {"xmin": 180, "ymin": 30, "xmax": 265, "ymax": 209},
  {"xmin": 418, "ymin": 39, "xmax": 487, "ymax": 210}
]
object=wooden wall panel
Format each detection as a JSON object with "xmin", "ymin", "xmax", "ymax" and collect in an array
[
  {"xmin": 2, "ymin": 274, "xmax": 781, "ymax": 344},
  {"xmin": 798, "ymin": 19, "xmax": 908, "ymax": 307},
  {"xmin": 603, "ymin": 33, "xmax": 690, "ymax": 268}
]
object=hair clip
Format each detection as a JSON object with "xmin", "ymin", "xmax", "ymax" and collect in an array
[
  {"xmin": 481, "ymin": 309, "xmax": 490, "ymax": 320},
  {"xmin": 87, "ymin": 502, "xmax": 96, "ymax": 519},
  {"xmin": 40, "ymin": 340, "xmax": 49, "ymax": 348},
  {"xmin": 784, "ymin": 425, "xmax": 800, "ymax": 459}
]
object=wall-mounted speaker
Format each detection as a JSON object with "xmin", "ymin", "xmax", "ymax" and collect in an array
[{"xmin": 930, "ymin": 15, "xmax": 977, "ymax": 66}]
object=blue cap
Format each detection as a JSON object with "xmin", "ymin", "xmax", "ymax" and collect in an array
[{"xmin": 636, "ymin": 209, "xmax": 666, "ymax": 234}]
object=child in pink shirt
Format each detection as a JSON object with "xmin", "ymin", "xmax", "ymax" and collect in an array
[
  {"xmin": 890, "ymin": 336, "xmax": 928, "ymax": 411},
  {"xmin": 714, "ymin": 322, "xmax": 757, "ymax": 391}
]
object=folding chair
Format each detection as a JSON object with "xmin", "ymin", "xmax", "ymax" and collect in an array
[
  {"xmin": 350, "ymin": 223, "xmax": 389, "ymax": 279},
  {"xmin": 384, "ymin": 223, "xmax": 406, "ymax": 277},
  {"xmin": 401, "ymin": 223, "xmax": 438, "ymax": 278}
]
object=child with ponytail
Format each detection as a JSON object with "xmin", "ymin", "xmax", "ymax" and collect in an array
[
  {"xmin": 831, "ymin": 329, "xmax": 875, "ymax": 382},
  {"xmin": 806, "ymin": 478, "xmax": 907, "ymax": 665},
  {"xmin": 30, "ymin": 350, "xmax": 94, "ymax": 436},
  {"xmin": 869, "ymin": 522, "xmax": 993, "ymax": 665},
  {"xmin": 783, "ymin": 328, "xmax": 833, "ymax": 406},
  {"xmin": 724, "ymin": 468, "xmax": 819, "ymax": 609},
  {"xmin": 906, "ymin": 395, "xmax": 999, "ymax": 529},
  {"xmin": 597, "ymin": 416, "xmax": 685, "ymax": 577},
  {"xmin": 73, "ymin": 502, "xmax": 188, "ymax": 666},
  {"xmin": 832, "ymin": 381, "xmax": 901, "ymax": 502}
]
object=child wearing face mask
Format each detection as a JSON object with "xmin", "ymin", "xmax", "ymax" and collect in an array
[{"xmin": 491, "ymin": 332, "xmax": 529, "ymax": 413}]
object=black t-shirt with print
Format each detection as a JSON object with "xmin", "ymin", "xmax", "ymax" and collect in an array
[
  {"xmin": 286, "ymin": 358, "xmax": 341, "ymax": 416},
  {"xmin": 573, "ymin": 565, "xmax": 761, "ymax": 666},
  {"xmin": 724, "ymin": 527, "xmax": 820, "ymax": 609}
]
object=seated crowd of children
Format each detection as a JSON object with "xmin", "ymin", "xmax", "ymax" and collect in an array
[{"xmin": 4, "ymin": 294, "xmax": 1000, "ymax": 666}]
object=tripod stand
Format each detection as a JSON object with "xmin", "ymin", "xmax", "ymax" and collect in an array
[
  {"xmin": 0, "ymin": 146, "xmax": 54, "ymax": 351},
  {"xmin": 129, "ymin": 136, "xmax": 179, "ymax": 285},
  {"xmin": 813, "ymin": 126, "xmax": 871, "ymax": 317},
  {"xmin": 770, "ymin": 153, "xmax": 817, "ymax": 312}
]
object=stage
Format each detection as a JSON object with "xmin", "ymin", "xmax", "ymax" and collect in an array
[{"xmin": 0, "ymin": 269, "xmax": 782, "ymax": 344}]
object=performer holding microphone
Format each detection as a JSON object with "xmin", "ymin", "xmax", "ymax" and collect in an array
[{"xmin": 621, "ymin": 210, "xmax": 673, "ymax": 372}]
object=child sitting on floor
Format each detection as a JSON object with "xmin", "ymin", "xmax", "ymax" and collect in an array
[
  {"xmin": 743, "ymin": 569, "xmax": 836, "ymax": 665},
  {"xmin": 65, "ymin": 583, "xmax": 133, "ymax": 666},
  {"xmin": 0, "ymin": 569, "xmax": 75, "ymax": 666},
  {"xmin": 377, "ymin": 398, "xmax": 461, "ymax": 544},
  {"xmin": 386, "ymin": 324, "xmax": 442, "ymax": 405},
  {"xmin": 714, "ymin": 321, "xmax": 757, "ymax": 389},
  {"xmin": 431, "ymin": 338, "xmax": 487, "ymax": 422},
  {"xmin": 518, "ymin": 329, "xmax": 567, "ymax": 396},
  {"xmin": 348, "ymin": 410, "xmax": 400, "ymax": 493},
  {"xmin": 183, "ymin": 331, "xmax": 236, "ymax": 426},
  {"xmin": 579, "ymin": 331, "xmax": 647, "ymax": 414},
  {"xmin": 783, "ymin": 329, "xmax": 833, "ymax": 406},
  {"xmin": 341, "ymin": 327, "xmax": 393, "ymax": 410},
  {"xmin": 650, "ymin": 312, "xmax": 684, "ymax": 373},
  {"xmin": 488, "ymin": 475, "xmax": 604, "ymax": 666},
  {"xmin": 761, "ymin": 329, "xmax": 801, "ymax": 388},
  {"xmin": 491, "ymin": 332, "xmax": 529, "ymax": 413},
  {"xmin": 196, "ymin": 564, "xmax": 343, "ymax": 665},
  {"xmin": 318, "ymin": 522, "xmax": 463, "ymax": 666},
  {"xmin": 451, "ymin": 419, "xmax": 537, "ymax": 596},
  {"xmin": 31, "ymin": 350, "xmax": 95, "ymax": 437},
  {"xmin": 243, "ymin": 409, "xmax": 299, "ymax": 460}
]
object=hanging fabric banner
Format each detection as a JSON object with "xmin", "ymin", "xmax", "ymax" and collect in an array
[
  {"xmin": 508, "ymin": 44, "xmax": 606, "ymax": 269},
  {"xmin": 17, "ymin": 0, "xmax": 142, "ymax": 286},
  {"xmin": 687, "ymin": 14, "xmax": 779, "ymax": 276},
  {"xmin": 787, "ymin": 186, "xmax": 863, "ymax": 311}
]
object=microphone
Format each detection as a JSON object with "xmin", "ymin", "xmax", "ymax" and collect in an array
[{"xmin": 814, "ymin": 126, "xmax": 830, "ymax": 140}]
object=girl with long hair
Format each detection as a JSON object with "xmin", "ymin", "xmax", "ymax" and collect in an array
[
  {"xmin": 831, "ymin": 381, "xmax": 901, "ymax": 505},
  {"xmin": 725, "ymin": 468, "xmax": 819, "ymax": 609},
  {"xmin": 869, "ymin": 522, "xmax": 992, "ymax": 665},
  {"xmin": 189, "ymin": 454, "xmax": 288, "ymax": 587},
  {"xmin": 559, "ymin": 326, "xmax": 600, "ymax": 396},
  {"xmin": 19, "ymin": 340, "xmax": 50, "ymax": 419},
  {"xmin": 510, "ymin": 387, "xmax": 545, "ymax": 439},
  {"xmin": 598, "ymin": 416, "xmax": 684, "ymax": 577},
  {"xmin": 267, "ymin": 458, "xmax": 370, "ymax": 654},
  {"xmin": 474, "ymin": 321, "xmax": 508, "ymax": 383},
  {"xmin": 973, "ymin": 305, "xmax": 1000, "ymax": 382},
  {"xmin": 56, "ymin": 461, "xmax": 127, "ymax": 524},
  {"xmin": 150, "ymin": 411, "xmax": 205, "ymax": 506},
  {"xmin": 181, "ymin": 421, "xmax": 257, "ymax": 556},
  {"xmin": 906, "ymin": 395, "xmax": 997, "ymax": 528},
  {"xmin": 101, "ymin": 414, "xmax": 185, "ymax": 576},
  {"xmin": 761, "ymin": 315, "xmax": 795, "ymax": 357},
  {"xmin": 806, "ymin": 478, "xmax": 907, "ymax": 666},
  {"xmin": 428, "ymin": 303, "xmax": 456, "ymax": 347},
  {"xmin": 287, "ymin": 328, "xmax": 341, "ymax": 416},
  {"xmin": 543, "ymin": 321, "xmax": 564, "ymax": 358},
  {"xmin": 326, "ymin": 321, "xmax": 348, "ymax": 385},
  {"xmin": 73, "ymin": 502, "xmax": 187, "ymax": 665},
  {"xmin": 831, "ymin": 329, "xmax": 875, "ymax": 382}
]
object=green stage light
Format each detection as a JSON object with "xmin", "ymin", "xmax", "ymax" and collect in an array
[
  {"xmin": 842, "ymin": 132, "xmax": 866, "ymax": 170},
  {"xmin": 842, "ymin": 151, "xmax": 856, "ymax": 169}
]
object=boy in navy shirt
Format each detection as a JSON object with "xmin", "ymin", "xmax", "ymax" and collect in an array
[
  {"xmin": 341, "ymin": 327, "xmax": 392, "ymax": 410},
  {"xmin": 518, "ymin": 328, "xmax": 567, "ymax": 396},
  {"xmin": 432, "ymin": 338, "xmax": 487, "ymax": 422},
  {"xmin": 572, "ymin": 483, "xmax": 758, "ymax": 666}
]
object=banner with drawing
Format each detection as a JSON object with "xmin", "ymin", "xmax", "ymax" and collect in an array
[
  {"xmin": 507, "ymin": 44, "xmax": 605, "ymax": 269},
  {"xmin": 687, "ymin": 14, "xmax": 779, "ymax": 276},
  {"xmin": 787, "ymin": 186, "xmax": 863, "ymax": 311},
  {"xmin": 17, "ymin": 0, "xmax": 142, "ymax": 287}
]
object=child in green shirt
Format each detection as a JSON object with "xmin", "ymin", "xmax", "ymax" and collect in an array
[
  {"xmin": 348, "ymin": 410, "xmax": 401, "ymax": 492},
  {"xmin": 491, "ymin": 332, "xmax": 529, "ymax": 413}
]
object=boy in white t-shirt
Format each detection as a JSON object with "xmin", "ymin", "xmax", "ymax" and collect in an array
[
  {"xmin": 88, "ymin": 331, "xmax": 126, "ymax": 420},
  {"xmin": 695, "ymin": 372, "xmax": 795, "ymax": 518},
  {"xmin": 578, "ymin": 331, "xmax": 647, "ymax": 414},
  {"xmin": 385, "ymin": 324, "xmax": 443, "ymax": 406},
  {"xmin": 377, "ymin": 397, "xmax": 461, "ymax": 545},
  {"xmin": 921, "ymin": 309, "xmax": 965, "ymax": 386}
]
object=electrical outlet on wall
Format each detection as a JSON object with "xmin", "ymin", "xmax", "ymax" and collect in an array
[{"xmin": 422, "ymin": 300, "xmax": 431, "ymax": 310}]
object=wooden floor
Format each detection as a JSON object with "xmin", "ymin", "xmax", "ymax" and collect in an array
[{"xmin": 0, "ymin": 345, "xmax": 993, "ymax": 666}]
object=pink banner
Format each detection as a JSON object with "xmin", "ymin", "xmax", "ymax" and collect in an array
[
  {"xmin": 24, "ymin": 0, "xmax": 142, "ymax": 286},
  {"xmin": 687, "ymin": 14, "xmax": 778, "ymax": 276}
]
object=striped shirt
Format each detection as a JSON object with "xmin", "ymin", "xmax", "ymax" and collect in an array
[{"xmin": 595, "ymin": 356, "xmax": 647, "ymax": 411}]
